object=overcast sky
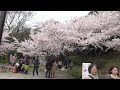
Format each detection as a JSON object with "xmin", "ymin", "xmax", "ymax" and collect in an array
[{"xmin": 26, "ymin": 11, "xmax": 90, "ymax": 26}]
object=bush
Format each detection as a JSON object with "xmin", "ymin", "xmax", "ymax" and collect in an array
[
  {"xmin": 0, "ymin": 56, "xmax": 7, "ymax": 64},
  {"xmin": 7, "ymin": 50, "xmax": 17, "ymax": 55},
  {"xmin": 69, "ymin": 56, "xmax": 82, "ymax": 66},
  {"xmin": 69, "ymin": 65, "xmax": 82, "ymax": 79}
]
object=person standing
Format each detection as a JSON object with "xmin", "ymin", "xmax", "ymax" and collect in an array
[
  {"xmin": 25, "ymin": 56, "xmax": 29, "ymax": 66},
  {"xmin": 51, "ymin": 60, "xmax": 57, "ymax": 79},
  {"xmin": 32, "ymin": 56, "xmax": 40, "ymax": 76},
  {"xmin": 11, "ymin": 54, "xmax": 17, "ymax": 67},
  {"xmin": 9, "ymin": 54, "xmax": 13, "ymax": 65},
  {"xmin": 45, "ymin": 59, "xmax": 52, "ymax": 78}
]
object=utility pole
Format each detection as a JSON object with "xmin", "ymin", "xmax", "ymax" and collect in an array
[{"xmin": 0, "ymin": 11, "xmax": 7, "ymax": 45}]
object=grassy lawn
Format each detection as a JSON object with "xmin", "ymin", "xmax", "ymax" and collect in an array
[{"xmin": 69, "ymin": 65, "xmax": 81, "ymax": 79}]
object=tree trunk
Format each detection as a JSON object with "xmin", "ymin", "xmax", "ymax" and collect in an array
[{"xmin": 0, "ymin": 11, "xmax": 7, "ymax": 45}]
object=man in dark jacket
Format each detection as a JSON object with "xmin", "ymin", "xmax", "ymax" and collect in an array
[
  {"xmin": 32, "ymin": 56, "xmax": 40, "ymax": 76},
  {"xmin": 45, "ymin": 59, "xmax": 52, "ymax": 78}
]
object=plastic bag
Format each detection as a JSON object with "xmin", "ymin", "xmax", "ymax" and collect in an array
[{"xmin": 44, "ymin": 69, "xmax": 47, "ymax": 72}]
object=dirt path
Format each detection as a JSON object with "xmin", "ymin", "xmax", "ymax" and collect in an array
[{"xmin": 0, "ymin": 72, "xmax": 73, "ymax": 79}]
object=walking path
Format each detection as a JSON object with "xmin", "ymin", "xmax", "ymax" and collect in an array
[{"xmin": 0, "ymin": 71, "xmax": 73, "ymax": 79}]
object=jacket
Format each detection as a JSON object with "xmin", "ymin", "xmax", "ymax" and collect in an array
[{"xmin": 32, "ymin": 59, "xmax": 40, "ymax": 67}]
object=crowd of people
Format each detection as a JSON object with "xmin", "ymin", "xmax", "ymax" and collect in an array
[
  {"xmin": 8, "ymin": 54, "xmax": 73, "ymax": 79},
  {"xmin": 84, "ymin": 64, "xmax": 120, "ymax": 79},
  {"xmin": 8, "ymin": 54, "xmax": 58, "ymax": 78},
  {"xmin": 10, "ymin": 55, "xmax": 41, "ymax": 76},
  {"xmin": 11, "ymin": 54, "xmax": 30, "ymax": 74},
  {"xmin": 45, "ymin": 59, "xmax": 74, "ymax": 78}
]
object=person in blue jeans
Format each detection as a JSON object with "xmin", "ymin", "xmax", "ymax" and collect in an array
[{"xmin": 45, "ymin": 59, "xmax": 52, "ymax": 78}]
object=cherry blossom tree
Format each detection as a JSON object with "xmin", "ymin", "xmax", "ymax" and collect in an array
[
  {"xmin": 0, "ymin": 30, "xmax": 16, "ymax": 55},
  {"xmin": 4, "ymin": 11, "xmax": 120, "ymax": 60},
  {"xmin": 0, "ymin": 11, "xmax": 35, "ymax": 55}
]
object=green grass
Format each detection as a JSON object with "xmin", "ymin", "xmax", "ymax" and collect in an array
[
  {"xmin": 0, "ymin": 58, "xmax": 7, "ymax": 64},
  {"xmin": 28, "ymin": 64, "xmax": 47, "ymax": 72},
  {"xmin": 69, "ymin": 55, "xmax": 82, "ymax": 65},
  {"xmin": 68, "ymin": 55, "xmax": 82, "ymax": 79},
  {"xmin": 39, "ymin": 64, "xmax": 46, "ymax": 72},
  {"xmin": 69, "ymin": 65, "xmax": 82, "ymax": 79}
]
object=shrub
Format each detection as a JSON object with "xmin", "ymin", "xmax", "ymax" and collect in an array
[
  {"xmin": 69, "ymin": 56, "xmax": 82, "ymax": 66},
  {"xmin": 69, "ymin": 65, "xmax": 82, "ymax": 79},
  {"xmin": 0, "ymin": 56, "xmax": 7, "ymax": 64}
]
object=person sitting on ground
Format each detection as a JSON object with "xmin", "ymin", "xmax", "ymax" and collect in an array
[
  {"xmin": 21, "ymin": 64, "xmax": 29, "ymax": 74},
  {"xmin": 13, "ymin": 64, "xmax": 17, "ymax": 73},
  {"xmin": 19, "ymin": 56, "xmax": 25, "ymax": 73},
  {"xmin": 24, "ymin": 64, "xmax": 29, "ymax": 74},
  {"xmin": 21, "ymin": 64, "xmax": 25, "ymax": 74},
  {"xmin": 16, "ymin": 63, "xmax": 20, "ymax": 73}
]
